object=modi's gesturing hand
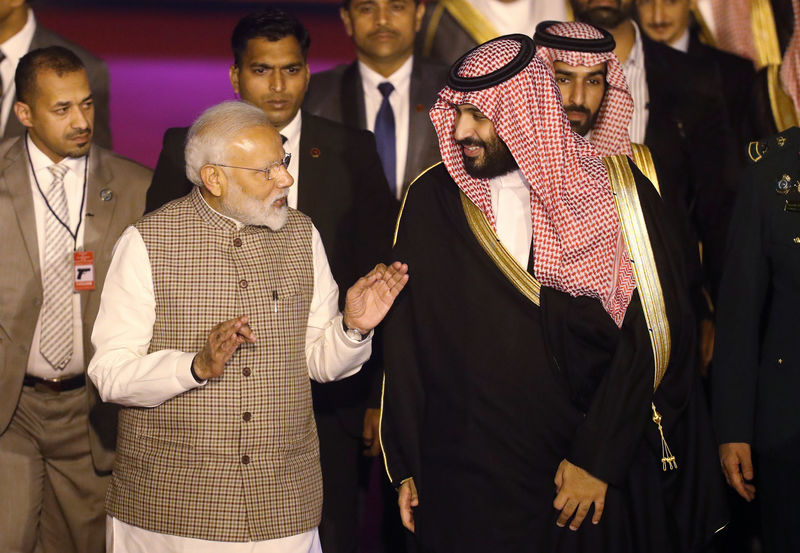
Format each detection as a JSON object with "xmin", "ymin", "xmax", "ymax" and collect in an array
[
  {"xmin": 343, "ymin": 262, "xmax": 409, "ymax": 334},
  {"xmin": 553, "ymin": 459, "xmax": 608, "ymax": 531},
  {"xmin": 193, "ymin": 316, "xmax": 257, "ymax": 380}
]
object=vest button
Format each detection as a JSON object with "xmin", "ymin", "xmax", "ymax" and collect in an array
[
  {"xmin": 239, "ymin": 279, "xmax": 248, "ymax": 289},
  {"xmin": 233, "ymin": 237, "xmax": 242, "ymax": 247},
  {"xmin": 242, "ymin": 411, "xmax": 252, "ymax": 422},
  {"xmin": 241, "ymin": 455, "xmax": 250, "ymax": 465},
  {"xmin": 242, "ymin": 367, "xmax": 251, "ymax": 377}
]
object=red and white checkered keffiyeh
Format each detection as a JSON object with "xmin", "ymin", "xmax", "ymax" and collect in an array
[
  {"xmin": 534, "ymin": 21, "xmax": 634, "ymax": 157},
  {"xmin": 431, "ymin": 37, "xmax": 635, "ymax": 326},
  {"xmin": 712, "ymin": 0, "xmax": 756, "ymax": 62},
  {"xmin": 781, "ymin": 0, "xmax": 800, "ymax": 119}
]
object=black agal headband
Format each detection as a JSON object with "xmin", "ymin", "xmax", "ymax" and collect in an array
[
  {"xmin": 447, "ymin": 34, "xmax": 536, "ymax": 92},
  {"xmin": 533, "ymin": 20, "xmax": 616, "ymax": 53}
]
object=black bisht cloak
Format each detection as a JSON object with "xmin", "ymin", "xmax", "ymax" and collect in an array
[{"xmin": 380, "ymin": 160, "xmax": 727, "ymax": 552}]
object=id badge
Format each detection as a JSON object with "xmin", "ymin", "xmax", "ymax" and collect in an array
[{"xmin": 74, "ymin": 250, "xmax": 95, "ymax": 291}]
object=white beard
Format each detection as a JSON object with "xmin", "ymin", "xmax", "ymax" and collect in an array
[{"xmin": 221, "ymin": 183, "xmax": 289, "ymax": 231}]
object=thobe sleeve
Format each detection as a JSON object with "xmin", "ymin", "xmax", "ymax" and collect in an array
[
  {"xmin": 711, "ymin": 170, "xmax": 767, "ymax": 445},
  {"xmin": 88, "ymin": 226, "xmax": 203, "ymax": 407}
]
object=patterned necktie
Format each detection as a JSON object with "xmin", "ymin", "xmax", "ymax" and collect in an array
[
  {"xmin": 374, "ymin": 82, "xmax": 397, "ymax": 196},
  {"xmin": 39, "ymin": 163, "xmax": 73, "ymax": 370}
]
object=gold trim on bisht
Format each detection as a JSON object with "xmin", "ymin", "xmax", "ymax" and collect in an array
[
  {"xmin": 631, "ymin": 143, "xmax": 661, "ymax": 196},
  {"xmin": 439, "ymin": 0, "xmax": 500, "ymax": 46},
  {"xmin": 423, "ymin": 2, "xmax": 448, "ymax": 58},
  {"xmin": 751, "ymin": 0, "xmax": 782, "ymax": 68},
  {"xmin": 767, "ymin": 64, "xmax": 800, "ymax": 132},
  {"xmin": 459, "ymin": 190, "xmax": 541, "ymax": 306},
  {"xmin": 603, "ymin": 154, "xmax": 676, "ymax": 471},
  {"xmin": 691, "ymin": 4, "xmax": 717, "ymax": 47},
  {"xmin": 393, "ymin": 162, "xmax": 442, "ymax": 247}
]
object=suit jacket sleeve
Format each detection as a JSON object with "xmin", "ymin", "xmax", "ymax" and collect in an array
[
  {"xmin": 711, "ymin": 169, "xmax": 767, "ymax": 445},
  {"xmin": 146, "ymin": 128, "xmax": 193, "ymax": 213}
]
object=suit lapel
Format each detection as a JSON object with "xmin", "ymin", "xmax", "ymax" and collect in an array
[
  {"xmin": 4, "ymin": 138, "xmax": 40, "ymax": 279},
  {"xmin": 81, "ymin": 146, "xmax": 115, "ymax": 314},
  {"xmin": 341, "ymin": 62, "xmax": 366, "ymax": 130}
]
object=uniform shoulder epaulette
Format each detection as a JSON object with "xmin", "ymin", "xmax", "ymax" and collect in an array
[{"xmin": 747, "ymin": 126, "xmax": 800, "ymax": 165}]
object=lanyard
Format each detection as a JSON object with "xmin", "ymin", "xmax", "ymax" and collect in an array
[{"xmin": 25, "ymin": 133, "xmax": 88, "ymax": 251}]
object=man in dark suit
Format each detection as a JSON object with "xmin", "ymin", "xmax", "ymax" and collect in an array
[
  {"xmin": 713, "ymin": 127, "xmax": 800, "ymax": 553},
  {"xmin": 570, "ymin": 0, "xmax": 738, "ymax": 315},
  {"xmin": 635, "ymin": 0, "xmax": 757, "ymax": 149},
  {"xmin": 0, "ymin": 46, "xmax": 150, "ymax": 553},
  {"xmin": 145, "ymin": 9, "xmax": 397, "ymax": 553},
  {"xmin": 0, "ymin": 1, "xmax": 111, "ymax": 148},
  {"xmin": 304, "ymin": 0, "xmax": 448, "ymax": 201}
]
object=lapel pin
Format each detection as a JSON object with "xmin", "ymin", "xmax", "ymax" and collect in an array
[
  {"xmin": 310, "ymin": 147, "xmax": 321, "ymax": 158},
  {"xmin": 777, "ymin": 136, "xmax": 787, "ymax": 147},
  {"xmin": 415, "ymin": 103, "xmax": 425, "ymax": 112},
  {"xmin": 99, "ymin": 188, "xmax": 113, "ymax": 201},
  {"xmin": 776, "ymin": 174, "xmax": 792, "ymax": 194}
]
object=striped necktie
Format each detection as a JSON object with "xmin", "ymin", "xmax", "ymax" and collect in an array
[{"xmin": 39, "ymin": 163, "xmax": 73, "ymax": 370}]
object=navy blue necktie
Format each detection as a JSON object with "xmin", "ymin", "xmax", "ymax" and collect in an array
[{"xmin": 374, "ymin": 82, "xmax": 396, "ymax": 196}]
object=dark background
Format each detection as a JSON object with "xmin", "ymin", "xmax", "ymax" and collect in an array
[{"xmin": 35, "ymin": 1, "xmax": 355, "ymax": 167}]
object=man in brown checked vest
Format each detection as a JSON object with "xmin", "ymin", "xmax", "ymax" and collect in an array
[
  {"xmin": 0, "ymin": 46, "xmax": 150, "ymax": 553},
  {"xmin": 88, "ymin": 100, "xmax": 408, "ymax": 552}
]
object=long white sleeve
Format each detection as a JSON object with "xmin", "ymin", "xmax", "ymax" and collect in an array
[{"xmin": 89, "ymin": 224, "xmax": 371, "ymax": 408}]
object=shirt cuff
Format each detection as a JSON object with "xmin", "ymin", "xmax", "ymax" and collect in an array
[
  {"xmin": 338, "ymin": 313, "xmax": 374, "ymax": 346},
  {"xmin": 176, "ymin": 351, "xmax": 207, "ymax": 389}
]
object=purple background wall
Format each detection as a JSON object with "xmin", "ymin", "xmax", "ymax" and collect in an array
[{"xmin": 36, "ymin": 4, "xmax": 355, "ymax": 168}]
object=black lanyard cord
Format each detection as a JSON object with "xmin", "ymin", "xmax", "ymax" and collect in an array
[{"xmin": 25, "ymin": 132, "xmax": 88, "ymax": 251}]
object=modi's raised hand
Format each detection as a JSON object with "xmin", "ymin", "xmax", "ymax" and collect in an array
[{"xmin": 343, "ymin": 262, "xmax": 409, "ymax": 334}]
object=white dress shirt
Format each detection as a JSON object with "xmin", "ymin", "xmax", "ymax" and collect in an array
[
  {"xmin": 671, "ymin": 29, "xmax": 691, "ymax": 53},
  {"xmin": 280, "ymin": 110, "xmax": 302, "ymax": 210},
  {"xmin": 467, "ymin": 0, "xmax": 567, "ymax": 36},
  {"xmin": 620, "ymin": 22, "xmax": 650, "ymax": 144},
  {"xmin": 26, "ymin": 134, "xmax": 88, "ymax": 379},
  {"xmin": 359, "ymin": 55, "xmax": 412, "ymax": 197},
  {"xmin": 489, "ymin": 169, "xmax": 532, "ymax": 269},
  {"xmin": 0, "ymin": 9, "xmax": 35, "ymax": 135},
  {"xmin": 90, "ymin": 196, "xmax": 372, "ymax": 552}
]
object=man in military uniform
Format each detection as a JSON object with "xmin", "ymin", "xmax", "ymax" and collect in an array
[{"xmin": 712, "ymin": 127, "xmax": 800, "ymax": 553}]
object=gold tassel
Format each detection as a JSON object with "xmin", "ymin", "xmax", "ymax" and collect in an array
[{"xmin": 652, "ymin": 403, "xmax": 677, "ymax": 471}]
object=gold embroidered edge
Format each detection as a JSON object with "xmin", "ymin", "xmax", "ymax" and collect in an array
[
  {"xmin": 393, "ymin": 162, "xmax": 443, "ymax": 247},
  {"xmin": 767, "ymin": 64, "xmax": 799, "ymax": 133},
  {"xmin": 631, "ymin": 143, "xmax": 661, "ymax": 196},
  {"xmin": 459, "ymin": 190, "xmax": 541, "ymax": 306},
  {"xmin": 602, "ymin": 154, "xmax": 671, "ymax": 389},
  {"xmin": 423, "ymin": 2, "xmax": 447, "ymax": 58},
  {"xmin": 441, "ymin": 0, "xmax": 499, "ymax": 46}
]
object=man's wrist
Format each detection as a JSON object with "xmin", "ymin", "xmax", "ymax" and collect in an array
[
  {"xmin": 190, "ymin": 355, "xmax": 204, "ymax": 383},
  {"xmin": 342, "ymin": 316, "xmax": 369, "ymax": 340}
]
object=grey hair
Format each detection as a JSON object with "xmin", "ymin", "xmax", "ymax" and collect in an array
[{"xmin": 184, "ymin": 100, "xmax": 270, "ymax": 187}]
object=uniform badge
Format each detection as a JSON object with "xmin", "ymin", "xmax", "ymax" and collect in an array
[{"xmin": 776, "ymin": 174, "xmax": 793, "ymax": 194}]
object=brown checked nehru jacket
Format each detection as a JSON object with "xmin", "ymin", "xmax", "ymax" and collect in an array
[{"xmin": 108, "ymin": 189, "xmax": 322, "ymax": 541}]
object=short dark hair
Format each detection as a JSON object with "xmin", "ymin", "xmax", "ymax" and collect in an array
[
  {"xmin": 16, "ymin": 46, "xmax": 85, "ymax": 103},
  {"xmin": 231, "ymin": 9, "xmax": 311, "ymax": 66},
  {"xmin": 341, "ymin": 0, "xmax": 420, "ymax": 7}
]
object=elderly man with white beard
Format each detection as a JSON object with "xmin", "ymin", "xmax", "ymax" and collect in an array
[{"xmin": 87, "ymin": 100, "xmax": 408, "ymax": 553}]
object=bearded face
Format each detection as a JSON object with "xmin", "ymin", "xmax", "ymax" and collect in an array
[{"xmin": 569, "ymin": 0, "xmax": 636, "ymax": 29}]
